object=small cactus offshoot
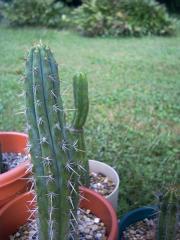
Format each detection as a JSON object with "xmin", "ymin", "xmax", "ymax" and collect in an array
[
  {"xmin": 69, "ymin": 72, "xmax": 89, "ymax": 186},
  {"xmin": 157, "ymin": 184, "xmax": 180, "ymax": 240},
  {"xmin": 25, "ymin": 43, "xmax": 89, "ymax": 239}
]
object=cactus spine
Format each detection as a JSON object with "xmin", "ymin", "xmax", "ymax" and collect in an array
[
  {"xmin": 25, "ymin": 43, "xmax": 83, "ymax": 239},
  {"xmin": 157, "ymin": 185, "xmax": 180, "ymax": 240},
  {"xmin": 70, "ymin": 72, "xmax": 89, "ymax": 186}
]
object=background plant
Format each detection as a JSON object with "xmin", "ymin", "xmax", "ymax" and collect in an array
[
  {"xmin": 72, "ymin": 0, "xmax": 176, "ymax": 37},
  {"xmin": 119, "ymin": 0, "xmax": 176, "ymax": 36},
  {"xmin": 2, "ymin": 0, "xmax": 71, "ymax": 27}
]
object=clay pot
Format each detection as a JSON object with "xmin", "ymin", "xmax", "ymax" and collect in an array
[
  {"xmin": 0, "ymin": 132, "xmax": 30, "ymax": 208},
  {"xmin": 0, "ymin": 187, "xmax": 118, "ymax": 240}
]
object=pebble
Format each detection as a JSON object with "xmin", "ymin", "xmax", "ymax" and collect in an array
[
  {"xmin": 89, "ymin": 172, "xmax": 116, "ymax": 196},
  {"xmin": 1, "ymin": 152, "xmax": 29, "ymax": 172},
  {"xmin": 9, "ymin": 208, "xmax": 107, "ymax": 240}
]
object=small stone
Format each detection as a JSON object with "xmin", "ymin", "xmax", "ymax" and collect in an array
[
  {"xmin": 94, "ymin": 218, "xmax": 100, "ymax": 223},
  {"xmin": 15, "ymin": 232, "xmax": 21, "ymax": 237},
  {"xmin": 86, "ymin": 209, "xmax": 91, "ymax": 214}
]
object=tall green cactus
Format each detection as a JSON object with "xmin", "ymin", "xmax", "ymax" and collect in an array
[
  {"xmin": 157, "ymin": 185, "xmax": 180, "ymax": 240},
  {"xmin": 24, "ymin": 43, "xmax": 89, "ymax": 239}
]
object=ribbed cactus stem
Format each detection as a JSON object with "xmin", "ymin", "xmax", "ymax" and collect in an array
[
  {"xmin": 25, "ymin": 43, "xmax": 79, "ymax": 240},
  {"xmin": 157, "ymin": 186, "xmax": 180, "ymax": 240},
  {"xmin": 70, "ymin": 72, "xmax": 89, "ymax": 186}
]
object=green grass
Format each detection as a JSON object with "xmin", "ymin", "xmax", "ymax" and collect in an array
[{"xmin": 0, "ymin": 24, "xmax": 179, "ymax": 216}]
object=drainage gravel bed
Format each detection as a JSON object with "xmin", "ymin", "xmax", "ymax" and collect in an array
[
  {"xmin": 89, "ymin": 172, "xmax": 115, "ymax": 196},
  {"xmin": 123, "ymin": 218, "xmax": 180, "ymax": 240},
  {"xmin": 9, "ymin": 208, "xmax": 107, "ymax": 240},
  {"xmin": 1, "ymin": 152, "xmax": 29, "ymax": 172}
]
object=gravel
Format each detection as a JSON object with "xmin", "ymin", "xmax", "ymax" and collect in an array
[
  {"xmin": 123, "ymin": 218, "xmax": 156, "ymax": 240},
  {"xmin": 9, "ymin": 208, "xmax": 107, "ymax": 240},
  {"xmin": 1, "ymin": 152, "xmax": 29, "ymax": 172},
  {"xmin": 78, "ymin": 208, "xmax": 107, "ymax": 239},
  {"xmin": 123, "ymin": 218, "xmax": 180, "ymax": 240},
  {"xmin": 89, "ymin": 172, "xmax": 116, "ymax": 196}
]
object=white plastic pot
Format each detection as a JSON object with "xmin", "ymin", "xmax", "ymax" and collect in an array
[{"xmin": 89, "ymin": 160, "xmax": 120, "ymax": 210}]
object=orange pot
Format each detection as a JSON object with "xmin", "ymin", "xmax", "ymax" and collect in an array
[
  {"xmin": 0, "ymin": 187, "xmax": 118, "ymax": 240},
  {"xmin": 0, "ymin": 132, "xmax": 30, "ymax": 208}
]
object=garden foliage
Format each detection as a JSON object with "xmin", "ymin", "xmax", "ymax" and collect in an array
[
  {"xmin": 1, "ymin": 0, "xmax": 176, "ymax": 36},
  {"xmin": 2, "ymin": 0, "xmax": 70, "ymax": 27},
  {"xmin": 72, "ymin": 0, "xmax": 175, "ymax": 37}
]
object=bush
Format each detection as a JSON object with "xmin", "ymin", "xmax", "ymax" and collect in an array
[
  {"xmin": 120, "ymin": 0, "xmax": 176, "ymax": 36},
  {"xmin": 72, "ymin": 0, "xmax": 176, "ymax": 37},
  {"xmin": 2, "ymin": 0, "xmax": 71, "ymax": 27}
]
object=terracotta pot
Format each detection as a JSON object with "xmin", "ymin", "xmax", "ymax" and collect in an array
[
  {"xmin": 0, "ymin": 187, "xmax": 118, "ymax": 240},
  {"xmin": 89, "ymin": 159, "xmax": 120, "ymax": 210},
  {"xmin": 0, "ymin": 132, "xmax": 30, "ymax": 208}
]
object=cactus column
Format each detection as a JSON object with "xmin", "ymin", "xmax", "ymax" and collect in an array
[{"xmin": 25, "ymin": 44, "xmax": 79, "ymax": 240}]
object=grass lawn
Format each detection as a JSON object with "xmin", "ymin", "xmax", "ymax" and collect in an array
[{"xmin": 0, "ymin": 24, "xmax": 179, "ymax": 216}]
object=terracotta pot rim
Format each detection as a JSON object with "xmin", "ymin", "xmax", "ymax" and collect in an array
[
  {"xmin": 80, "ymin": 185, "xmax": 117, "ymax": 212},
  {"xmin": 0, "ymin": 160, "xmax": 30, "ymax": 187},
  {"xmin": 0, "ymin": 131, "xmax": 28, "ymax": 138},
  {"xmin": 0, "ymin": 132, "xmax": 30, "ymax": 187},
  {"xmin": 0, "ymin": 187, "xmax": 117, "ymax": 216}
]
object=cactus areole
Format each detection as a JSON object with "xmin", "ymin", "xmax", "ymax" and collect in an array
[{"xmin": 25, "ymin": 43, "xmax": 89, "ymax": 239}]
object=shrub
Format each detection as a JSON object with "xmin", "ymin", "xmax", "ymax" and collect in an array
[
  {"xmin": 120, "ymin": 0, "xmax": 176, "ymax": 36},
  {"xmin": 2, "ymin": 0, "xmax": 70, "ymax": 27},
  {"xmin": 72, "ymin": 0, "xmax": 176, "ymax": 37}
]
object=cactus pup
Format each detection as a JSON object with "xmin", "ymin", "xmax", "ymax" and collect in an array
[
  {"xmin": 24, "ymin": 43, "xmax": 90, "ymax": 239},
  {"xmin": 69, "ymin": 72, "xmax": 89, "ymax": 187},
  {"xmin": 157, "ymin": 185, "xmax": 180, "ymax": 240}
]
